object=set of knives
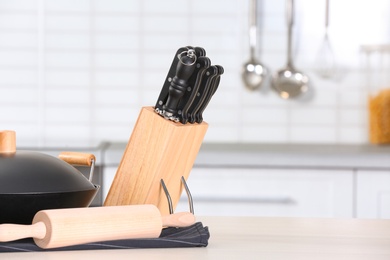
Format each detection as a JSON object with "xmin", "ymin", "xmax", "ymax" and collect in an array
[{"xmin": 154, "ymin": 46, "xmax": 224, "ymax": 124}]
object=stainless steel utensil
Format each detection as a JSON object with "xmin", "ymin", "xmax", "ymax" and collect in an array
[
  {"xmin": 315, "ymin": 0, "xmax": 335, "ymax": 78},
  {"xmin": 271, "ymin": 0, "xmax": 309, "ymax": 99},
  {"xmin": 241, "ymin": 0, "xmax": 267, "ymax": 91}
]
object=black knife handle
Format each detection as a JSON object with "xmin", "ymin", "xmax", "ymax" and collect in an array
[
  {"xmin": 176, "ymin": 56, "xmax": 211, "ymax": 124},
  {"xmin": 195, "ymin": 65, "xmax": 224, "ymax": 123},
  {"xmin": 187, "ymin": 66, "xmax": 219, "ymax": 124},
  {"xmin": 155, "ymin": 47, "xmax": 188, "ymax": 114},
  {"xmin": 163, "ymin": 50, "xmax": 197, "ymax": 117},
  {"xmin": 193, "ymin": 46, "xmax": 206, "ymax": 57}
]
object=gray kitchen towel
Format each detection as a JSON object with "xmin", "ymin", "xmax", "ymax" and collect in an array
[{"xmin": 0, "ymin": 222, "xmax": 209, "ymax": 252}]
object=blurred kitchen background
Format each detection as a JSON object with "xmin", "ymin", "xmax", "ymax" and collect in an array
[
  {"xmin": 1, "ymin": 0, "xmax": 389, "ymax": 147},
  {"xmin": 1, "ymin": 0, "xmax": 390, "ymax": 218}
]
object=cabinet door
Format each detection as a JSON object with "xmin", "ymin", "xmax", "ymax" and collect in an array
[
  {"xmin": 102, "ymin": 166, "xmax": 118, "ymax": 202},
  {"xmin": 176, "ymin": 168, "xmax": 353, "ymax": 217},
  {"xmin": 357, "ymin": 170, "xmax": 390, "ymax": 219}
]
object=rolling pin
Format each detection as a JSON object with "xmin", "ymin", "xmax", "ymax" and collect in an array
[{"xmin": 0, "ymin": 204, "xmax": 195, "ymax": 249}]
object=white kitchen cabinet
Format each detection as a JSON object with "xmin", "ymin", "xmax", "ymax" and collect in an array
[
  {"xmin": 357, "ymin": 170, "xmax": 390, "ymax": 219},
  {"xmin": 102, "ymin": 166, "xmax": 118, "ymax": 202},
  {"xmin": 176, "ymin": 168, "xmax": 353, "ymax": 218}
]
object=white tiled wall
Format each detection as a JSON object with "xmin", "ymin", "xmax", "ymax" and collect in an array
[{"xmin": 0, "ymin": 0, "xmax": 389, "ymax": 147}]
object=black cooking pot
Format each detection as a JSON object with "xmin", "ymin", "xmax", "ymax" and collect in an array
[{"xmin": 0, "ymin": 130, "xmax": 100, "ymax": 224}]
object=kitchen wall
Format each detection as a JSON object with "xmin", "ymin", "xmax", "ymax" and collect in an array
[{"xmin": 0, "ymin": 0, "xmax": 389, "ymax": 147}]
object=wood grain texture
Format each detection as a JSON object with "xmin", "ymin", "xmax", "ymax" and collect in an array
[{"xmin": 104, "ymin": 107, "xmax": 208, "ymax": 215}]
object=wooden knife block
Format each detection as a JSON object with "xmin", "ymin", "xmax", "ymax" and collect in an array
[{"xmin": 104, "ymin": 106, "xmax": 208, "ymax": 215}]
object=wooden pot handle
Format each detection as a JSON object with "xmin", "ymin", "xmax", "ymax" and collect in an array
[
  {"xmin": 0, "ymin": 130, "xmax": 16, "ymax": 154},
  {"xmin": 58, "ymin": 152, "xmax": 96, "ymax": 166}
]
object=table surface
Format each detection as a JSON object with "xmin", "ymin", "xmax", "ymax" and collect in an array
[{"xmin": 2, "ymin": 216, "xmax": 390, "ymax": 260}]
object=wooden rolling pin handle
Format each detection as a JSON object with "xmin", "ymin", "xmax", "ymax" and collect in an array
[
  {"xmin": 0, "ymin": 222, "xmax": 46, "ymax": 242},
  {"xmin": 58, "ymin": 152, "xmax": 96, "ymax": 166},
  {"xmin": 162, "ymin": 212, "xmax": 196, "ymax": 228}
]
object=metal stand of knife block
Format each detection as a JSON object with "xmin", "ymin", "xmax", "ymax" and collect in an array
[{"xmin": 104, "ymin": 106, "xmax": 208, "ymax": 215}]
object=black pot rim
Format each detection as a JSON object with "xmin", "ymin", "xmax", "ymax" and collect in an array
[{"xmin": 0, "ymin": 184, "xmax": 100, "ymax": 195}]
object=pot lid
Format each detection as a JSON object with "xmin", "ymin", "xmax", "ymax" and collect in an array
[{"xmin": 0, "ymin": 130, "xmax": 96, "ymax": 194}]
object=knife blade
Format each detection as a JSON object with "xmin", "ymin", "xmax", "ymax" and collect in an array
[{"xmin": 187, "ymin": 65, "xmax": 219, "ymax": 124}]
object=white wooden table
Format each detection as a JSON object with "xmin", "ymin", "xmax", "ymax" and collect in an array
[{"xmin": 2, "ymin": 216, "xmax": 390, "ymax": 260}]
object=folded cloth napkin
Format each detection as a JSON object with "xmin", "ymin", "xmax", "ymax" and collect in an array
[{"xmin": 0, "ymin": 222, "xmax": 209, "ymax": 252}]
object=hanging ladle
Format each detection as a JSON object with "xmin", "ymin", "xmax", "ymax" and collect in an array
[
  {"xmin": 241, "ymin": 0, "xmax": 267, "ymax": 91},
  {"xmin": 271, "ymin": 0, "xmax": 309, "ymax": 99}
]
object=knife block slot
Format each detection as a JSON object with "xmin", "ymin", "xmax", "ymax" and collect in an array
[{"xmin": 104, "ymin": 106, "xmax": 208, "ymax": 215}]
